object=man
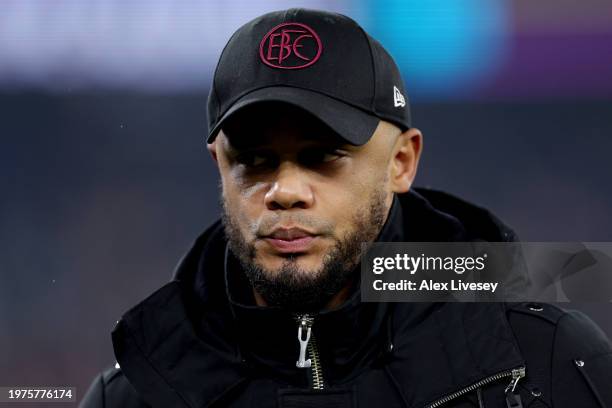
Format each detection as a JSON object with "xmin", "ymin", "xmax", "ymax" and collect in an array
[{"xmin": 81, "ymin": 9, "xmax": 612, "ymax": 408}]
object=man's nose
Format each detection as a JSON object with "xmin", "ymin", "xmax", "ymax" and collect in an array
[{"xmin": 264, "ymin": 162, "xmax": 314, "ymax": 210}]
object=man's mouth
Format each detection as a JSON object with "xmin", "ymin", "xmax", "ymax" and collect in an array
[{"xmin": 262, "ymin": 227, "xmax": 318, "ymax": 253}]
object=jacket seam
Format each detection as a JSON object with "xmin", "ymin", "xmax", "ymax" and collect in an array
[
  {"xmin": 549, "ymin": 310, "xmax": 561, "ymax": 408},
  {"xmin": 509, "ymin": 307, "xmax": 563, "ymax": 326},
  {"xmin": 204, "ymin": 377, "xmax": 249, "ymax": 408},
  {"xmin": 99, "ymin": 372, "xmax": 106, "ymax": 408},
  {"xmin": 103, "ymin": 367, "xmax": 122, "ymax": 385},
  {"xmin": 550, "ymin": 312, "xmax": 593, "ymax": 406},
  {"xmin": 572, "ymin": 353, "xmax": 609, "ymax": 407},
  {"xmin": 383, "ymin": 365, "xmax": 410, "ymax": 408}
]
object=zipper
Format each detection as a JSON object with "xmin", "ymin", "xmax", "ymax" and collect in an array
[
  {"xmin": 294, "ymin": 314, "xmax": 325, "ymax": 390},
  {"xmin": 426, "ymin": 366, "xmax": 525, "ymax": 408}
]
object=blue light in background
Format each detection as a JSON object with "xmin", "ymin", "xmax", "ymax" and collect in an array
[{"xmin": 351, "ymin": 0, "xmax": 510, "ymax": 101}]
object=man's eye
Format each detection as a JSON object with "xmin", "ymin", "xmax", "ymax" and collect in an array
[
  {"xmin": 321, "ymin": 152, "xmax": 341, "ymax": 162},
  {"xmin": 299, "ymin": 149, "xmax": 344, "ymax": 165},
  {"xmin": 236, "ymin": 152, "xmax": 271, "ymax": 167}
]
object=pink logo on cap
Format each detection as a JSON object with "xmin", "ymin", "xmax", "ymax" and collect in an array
[{"xmin": 259, "ymin": 22, "xmax": 322, "ymax": 69}]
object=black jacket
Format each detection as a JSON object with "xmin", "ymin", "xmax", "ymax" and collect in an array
[{"xmin": 81, "ymin": 188, "xmax": 612, "ymax": 408}]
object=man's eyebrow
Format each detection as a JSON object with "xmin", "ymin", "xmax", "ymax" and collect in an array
[
  {"xmin": 223, "ymin": 133, "xmax": 270, "ymax": 151},
  {"xmin": 221, "ymin": 127, "xmax": 355, "ymax": 151}
]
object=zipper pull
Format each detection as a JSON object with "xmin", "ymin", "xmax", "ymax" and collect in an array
[
  {"xmin": 505, "ymin": 392, "xmax": 523, "ymax": 408},
  {"xmin": 505, "ymin": 367, "xmax": 526, "ymax": 408},
  {"xmin": 504, "ymin": 367, "xmax": 526, "ymax": 394},
  {"xmin": 295, "ymin": 315, "xmax": 312, "ymax": 368}
]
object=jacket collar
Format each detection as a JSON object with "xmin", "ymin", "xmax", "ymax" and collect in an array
[
  {"xmin": 112, "ymin": 189, "xmax": 525, "ymax": 407},
  {"xmin": 222, "ymin": 194, "xmax": 406, "ymax": 386}
]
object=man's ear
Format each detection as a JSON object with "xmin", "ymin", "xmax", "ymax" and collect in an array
[
  {"xmin": 206, "ymin": 136, "xmax": 219, "ymax": 163},
  {"xmin": 389, "ymin": 127, "xmax": 423, "ymax": 193}
]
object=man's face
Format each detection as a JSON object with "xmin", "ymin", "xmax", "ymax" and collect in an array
[{"xmin": 210, "ymin": 104, "xmax": 413, "ymax": 311}]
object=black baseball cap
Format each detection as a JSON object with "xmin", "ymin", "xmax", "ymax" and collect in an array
[{"xmin": 207, "ymin": 8, "xmax": 411, "ymax": 145}]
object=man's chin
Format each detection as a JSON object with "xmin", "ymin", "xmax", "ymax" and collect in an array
[{"xmin": 256, "ymin": 253, "xmax": 326, "ymax": 278}]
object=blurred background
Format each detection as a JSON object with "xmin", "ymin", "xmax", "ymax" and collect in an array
[{"xmin": 1, "ymin": 0, "xmax": 611, "ymax": 405}]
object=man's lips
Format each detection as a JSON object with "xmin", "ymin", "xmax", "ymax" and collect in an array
[{"xmin": 262, "ymin": 227, "xmax": 318, "ymax": 253}]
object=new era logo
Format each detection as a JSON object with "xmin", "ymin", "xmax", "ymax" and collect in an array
[{"xmin": 393, "ymin": 86, "xmax": 405, "ymax": 108}]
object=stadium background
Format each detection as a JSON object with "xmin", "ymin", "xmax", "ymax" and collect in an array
[{"xmin": 1, "ymin": 0, "xmax": 611, "ymax": 405}]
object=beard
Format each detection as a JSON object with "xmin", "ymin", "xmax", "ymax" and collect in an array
[{"xmin": 221, "ymin": 188, "xmax": 388, "ymax": 313}]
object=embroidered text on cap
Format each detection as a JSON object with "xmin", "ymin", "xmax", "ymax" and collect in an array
[{"xmin": 259, "ymin": 23, "xmax": 323, "ymax": 70}]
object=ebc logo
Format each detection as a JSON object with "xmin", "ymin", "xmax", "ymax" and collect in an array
[{"xmin": 259, "ymin": 22, "xmax": 322, "ymax": 69}]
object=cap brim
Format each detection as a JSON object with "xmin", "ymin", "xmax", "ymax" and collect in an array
[{"xmin": 207, "ymin": 86, "xmax": 380, "ymax": 145}]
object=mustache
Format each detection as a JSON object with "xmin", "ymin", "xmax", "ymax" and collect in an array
[{"xmin": 254, "ymin": 214, "xmax": 335, "ymax": 237}]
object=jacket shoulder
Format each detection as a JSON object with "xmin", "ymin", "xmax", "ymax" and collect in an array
[
  {"xmin": 409, "ymin": 187, "xmax": 519, "ymax": 242},
  {"xmin": 506, "ymin": 302, "xmax": 611, "ymax": 353},
  {"xmin": 80, "ymin": 364, "xmax": 150, "ymax": 408},
  {"xmin": 506, "ymin": 302, "xmax": 612, "ymax": 406}
]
